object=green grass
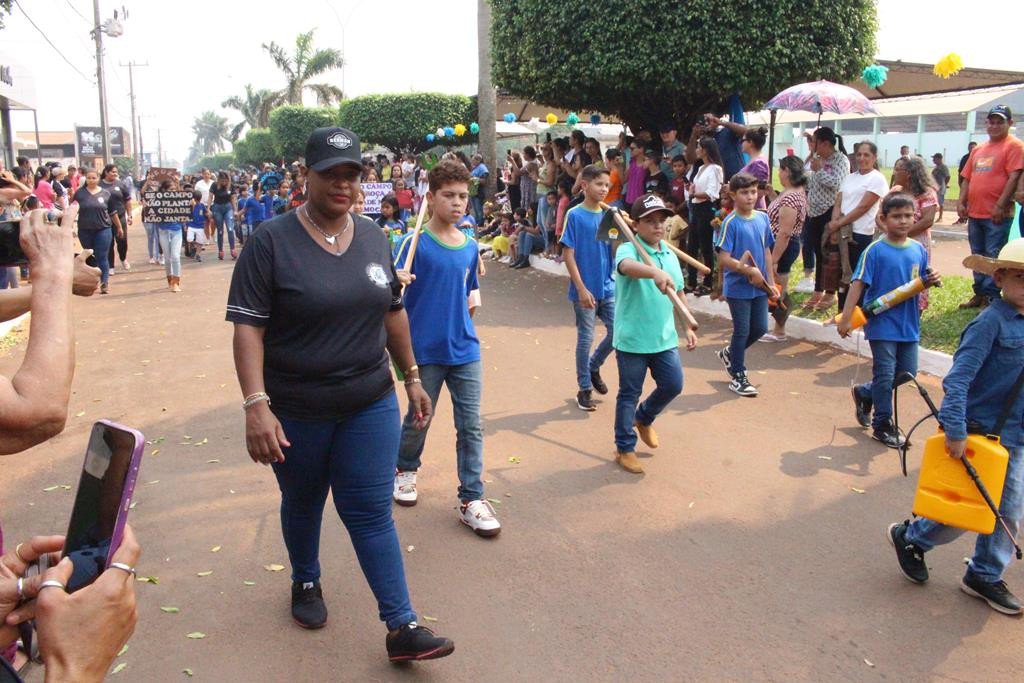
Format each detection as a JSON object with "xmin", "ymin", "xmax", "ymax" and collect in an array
[
  {"xmin": 784, "ymin": 258, "xmax": 978, "ymax": 354},
  {"xmin": 770, "ymin": 167, "xmax": 959, "ymax": 202}
]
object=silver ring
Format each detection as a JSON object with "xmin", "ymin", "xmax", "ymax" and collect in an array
[
  {"xmin": 38, "ymin": 580, "xmax": 66, "ymax": 592},
  {"xmin": 109, "ymin": 562, "xmax": 136, "ymax": 576},
  {"xmin": 16, "ymin": 577, "xmax": 24, "ymax": 600}
]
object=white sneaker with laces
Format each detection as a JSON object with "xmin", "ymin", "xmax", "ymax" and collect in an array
[
  {"xmin": 393, "ymin": 471, "xmax": 418, "ymax": 507},
  {"xmin": 460, "ymin": 499, "xmax": 501, "ymax": 537}
]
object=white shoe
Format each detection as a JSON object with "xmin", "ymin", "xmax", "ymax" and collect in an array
[
  {"xmin": 794, "ymin": 276, "xmax": 814, "ymax": 293},
  {"xmin": 159, "ymin": 256, "xmax": 165, "ymax": 266},
  {"xmin": 460, "ymin": 499, "xmax": 501, "ymax": 537},
  {"xmin": 121, "ymin": 260, "xmax": 131, "ymax": 271},
  {"xmin": 393, "ymin": 471, "xmax": 418, "ymax": 507},
  {"xmin": 148, "ymin": 258, "xmax": 157, "ymax": 264}
]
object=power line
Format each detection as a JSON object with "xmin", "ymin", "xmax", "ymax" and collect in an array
[
  {"xmin": 62, "ymin": 0, "xmax": 91, "ymax": 24},
  {"xmin": 13, "ymin": 0, "xmax": 96, "ymax": 83}
]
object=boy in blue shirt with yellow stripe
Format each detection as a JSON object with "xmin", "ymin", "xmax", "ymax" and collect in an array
[{"xmin": 612, "ymin": 194, "xmax": 698, "ymax": 474}]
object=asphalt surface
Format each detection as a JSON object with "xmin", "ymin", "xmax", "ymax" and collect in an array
[{"xmin": 1, "ymin": 225, "xmax": 1021, "ymax": 682}]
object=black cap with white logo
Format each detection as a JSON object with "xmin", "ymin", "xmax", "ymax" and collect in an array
[
  {"xmin": 305, "ymin": 127, "xmax": 362, "ymax": 173},
  {"xmin": 630, "ymin": 193, "xmax": 674, "ymax": 221}
]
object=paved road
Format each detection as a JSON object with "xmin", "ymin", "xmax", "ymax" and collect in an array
[{"xmin": 2, "ymin": 227, "xmax": 1020, "ymax": 681}]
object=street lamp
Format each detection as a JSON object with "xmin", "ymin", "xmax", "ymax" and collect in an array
[{"xmin": 326, "ymin": 0, "xmax": 367, "ymax": 99}]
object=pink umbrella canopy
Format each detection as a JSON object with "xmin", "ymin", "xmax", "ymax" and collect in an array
[{"xmin": 764, "ymin": 79, "xmax": 880, "ymax": 116}]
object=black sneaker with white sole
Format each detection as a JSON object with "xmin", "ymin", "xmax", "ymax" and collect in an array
[
  {"xmin": 386, "ymin": 622, "xmax": 455, "ymax": 662},
  {"xmin": 852, "ymin": 386, "xmax": 872, "ymax": 428},
  {"xmin": 590, "ymin": 369, "xmax": 608, "ymax": 395},
  {"xmin": 576, "ymin": 389, "xmax": 597, "ymax": 411},
  {"xmin": 960, "ymin": 574, "xmax": 1023, "ymax": 615},
  {"xmin": 716, "ymin": 346, "xmax": 732, "ymax": 375},
  {"xmin": 872, "ymin": 421, "xmax": 906, "ymax": 448},
  {"xmin": 291, "ymin": 580, "xmax": 327, "ymax": 629},
  {"xmin": 728, "ymin": 372, "xmax": 758, "ymax": 397},
  {"xmin": 887, "ymin": 521, "xmax": 928, "ymax": 584}
]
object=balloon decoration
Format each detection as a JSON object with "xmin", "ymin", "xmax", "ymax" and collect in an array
[
  {"xmin": 426, "ymin": 133, "xmax": 435, "ymax": 142},
  {"xmin": 933, "ymin": 53, "xmax": 963, "ymax": 79},
  {"xmin": 589, "ymin": 113, "xmax": 601, "ymax": 125},
  {"xmin": 469, "ymin": 122, "xmax": 480, "ymax": 134},
  {"xmin": 443, "ymin": 126, "xmax": 455, "ymax": 137},
  {"xmin": 861, "ymin": 64, "xmax": 888, "ymax": 89},
  {"xmin": 545, "ymin": 113, "xmax": 558, "ymax": 125},
  {"xmin": 567, "ymin": 112, "xmax": 580, "ymax": 126},
  {"xmin": 454, "ymin": 123, "xmax": 467, "ymax": 137},
  {"xmin": 503, "ymin": 112, "xmax": 516, "ymax": 123},
  {"xmin": 436, "ymin": 127, "xmax": 445, "ymax": 138}
]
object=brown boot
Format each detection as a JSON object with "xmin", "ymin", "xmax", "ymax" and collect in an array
[
  {"xmin": 167, "ymin": 275, "xmax": 173, "ymax": 289},
  {"xmin": 172, "ymin": 276, "xmax": 181, "ymax": 293},
  {"xmin": 634, "ymin": 421, "xmax": 659, "ymax": 449},
  {"xmin": 615, "ymin": 451, "xmax": 644, "ymax": 474}
]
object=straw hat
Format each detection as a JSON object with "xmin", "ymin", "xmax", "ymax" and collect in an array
[{"xmin": 963, "ymin": 238, "xmax": 1024, "ymax": 275}]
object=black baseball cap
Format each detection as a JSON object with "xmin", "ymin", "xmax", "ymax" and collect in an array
[
  {"xmin": 305, "ymin": 127, "xmax": 362, "ymax": 173},
  {"xmin": 658, "ymin": 121, "xmax": 677, "ymax": 133},
  {"xmin": 630, "ymin": 193, "xmax": 673, "ymax": 221},
  {"xmin": 987, "ymin": 104, "xmax": 1012, "ymax": 121}
]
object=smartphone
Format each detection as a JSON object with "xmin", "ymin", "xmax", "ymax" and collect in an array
[
  {"xmin": 0, "ymin": 220, "xmax": 27, "ymax": 268},
  {"xmin": 62, "ymin": 420, "xmax": 145, "ymax": 592}
]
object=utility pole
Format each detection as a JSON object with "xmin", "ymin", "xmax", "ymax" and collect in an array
[
  {"xmin": 92, "ymin": 0, "xmax": 112, "ymax": 165},
  {"xmin": 120, "ymin": 61, "xmax": 148, "ymax": 178},
  {"xmin": 137, "ymin": 114, "xmax": 144, "ymax": 172},
  {"xmin": 157, "ymin": 128, "xmax": 163, "ymax": 168}
]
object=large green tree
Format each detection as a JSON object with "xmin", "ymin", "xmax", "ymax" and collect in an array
[
  {"xmin": 233, "ymin": 128, "xmax": 278, "ymax": 167},
  {"xmin": 191, "ymin": 111, "xmax": 230, "ymax": 155},
  {"xmin": 222, "ymin": 85, "xmax": 282, "ymax": 141},
  {"xmin": 490, "ymin": 0, "xmax": 877, "ymax": 132},
  {"xmin": 337, "ymin": 93, "xmax": 478, "ymax": 155},
  {"xmin": 263, "ymin": 29, "xmax": 344, "ymax": 106},
  {"xmin": 269, "ymin": 106, "xmax": 337, "ymax": 162}
]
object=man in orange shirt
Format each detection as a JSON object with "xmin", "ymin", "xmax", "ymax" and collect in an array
[{"xmin": 958, "ymin": 105, "xmax": 1024, "ymax": 308}]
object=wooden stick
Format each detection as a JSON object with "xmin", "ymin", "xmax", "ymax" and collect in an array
[
  {"xmin": 738, "ymin": 250, "xmax": 782, "ymax": 305},
  {"xmin": 400, "ymin": 197, "xmax": 431, "ymax": 273},
  {"xmin": 606, "ymin": 209, "xmax": 699, "ymax": 331},
  {"xmin": 599, "ymin": 202, "xmax": 710, "ymax": 274}
]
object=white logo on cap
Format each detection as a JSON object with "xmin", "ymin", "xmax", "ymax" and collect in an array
[
  {"xmin": 643, "ymin": 195, "xmax": 664, "ymax": 209},
  {"xmin": 327, "ymin": 132, "xmax": 352, "ymax": 150}
]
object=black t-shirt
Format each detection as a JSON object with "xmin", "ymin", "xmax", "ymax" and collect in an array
[
  {"xmin": 99, "ymin": 180, "xmax": 127, "ymax": 216},
  {"xmin": 72, "ymin": 187, "xmax": 112, "ymax": 230},
  {"xmin": 226, "ymin": 211, "xmax": 403, "ymax": 420},
  {"xmin": 211, "ymin": 185, "xmax": 234, "ymax": 205},
  {"xmin": 644, "ymin": 171, "xmax": 669, "ymax": 198},
  {"xmin": 958, "ymin": 152, "xmax": 972, "ymax": 180}
]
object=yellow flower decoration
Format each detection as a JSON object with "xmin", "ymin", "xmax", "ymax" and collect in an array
[
  {"xmin": 933, "ymin": 53, "xmax": 963, "ymax": 79},
  {"xmin": 454, "ymin": 124, "xmax": 467, "ymax": 137},
  {"xmin": 545, "ymin": 113, "xmax": 558, "ymax": 125}
]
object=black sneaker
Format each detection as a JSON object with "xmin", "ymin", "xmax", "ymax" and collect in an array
[
  {"xmin": 590, "ymin": 369, "xmax": 608, "ymax": 395},
  {"xmin": 852, "ymin": 386, "xmax": 872, "ymax": 428},
  {"xmin": 576, "ymin": 389, "xmax": 596, "ymax": 411},
  {"xmin": 386, "ymin": 622, "xmax": 455, "ymax": 662},
  {"xmin": 887, "ymin": 521, "xmax": 928, "ymax": 584},
  {"xmin": 960, "ymin": 574, "xmax": 1023, "ymax": 615},
  {"xmin": 728, "ymin": 373, "xmax": 758, "ymax": 397},
  {"xmin": 872, "ymin": 421, "xmax": 906, "ymax": 449},
  {"xmin": 291, "ymin": 580, "xmax": 327, "ymax": 629},
  {"xmin": 716, "ymin": 346, "xmax": 732, "ymax": 375}
]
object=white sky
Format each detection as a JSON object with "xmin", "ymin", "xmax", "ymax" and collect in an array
[{"xmin": 3, "ymin": 0, "xmax": 1023, "ymax": 165}]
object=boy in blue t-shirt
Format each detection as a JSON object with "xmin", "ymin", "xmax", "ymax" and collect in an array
[
  {"xmin": 391, "ymin": 160, "xmax": 500, "ymax": 538},
  {"xmin": 187, "ymin": 190, "xmax": 209, "ymax": 262},
  {"xmin": 235, "ymin": 185, "xmax": 263, "ymax": 246},
  {"xmin": 838, "ymin": 193, "xmax": 941, "ymax": 446},
  {"xmin": 560, "ymin": 164, "xmax": 614, "ymax": 411},
  {"xmin": 714, "ymin": 172, "xmax": 776, "ymax": 397}
]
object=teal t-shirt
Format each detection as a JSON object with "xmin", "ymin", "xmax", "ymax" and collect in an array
[{"xmin": 613, "ymin": 239, "xmax": 685, "ymax": 353}]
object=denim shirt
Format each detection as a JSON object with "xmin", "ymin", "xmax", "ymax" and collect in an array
[{"xmin": 939, "ymin": 298, "xmax": 1024, "ymax": 447}]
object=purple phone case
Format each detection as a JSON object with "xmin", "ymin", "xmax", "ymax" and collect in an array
[{"xmin": 74, "ymin": 419, "xmax": 145, "ymax": 569}]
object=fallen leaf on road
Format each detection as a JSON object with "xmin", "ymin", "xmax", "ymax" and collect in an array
[
  {"xmin": 864, "ymin": 659, "xmax": 874, "ymax": 667},
  {"xmin": 160, "ymin": 606, "xmax": 180, "ymax": 613},
  {"xmin": 137, "ymin": 575, "xmax": 159, "ymax": 584},
  {"xmin": 141, "ymin": 360, "xmax": 150, "ymax": 364},
  {"xmin": 196, "ymin": 571, "xmax": 213, "ymax": 577},
  {"xmin": 789, "ymin": 391, "xmax": 800, "ymax": 395},
  {"xmin": 133, "ymin": 372, "xmax": 144, "ymax": 376},
  {"xmin": 264, "ymin": 564, "xmax": 286, "ymax": 572},
  {"xmin": 111, "ymin": 663, "xmax": 127, "ymax": 674},
  {"xmin": 195, "ymin": 438, "xmax": 208, "ymax": 446},
  {"xmin": 42, "ymin": 485, "xmax": 60, "ymax": 492},
  {"xmin": 483, "ymin": 479, "xmax": 493, "ymax": 483},
  {"xmin": 688, "ymin": 502, "xmax": 695, "ymax": 509},
  {"xmin": 211, "ymin": 546, "xmax": 221, "ymax": 553},
  {"xmin": 229, "ymin": 489, "xmax": 236, "ymax": 494},
  {"xmin": 183, "ymin": 669, "xmax": 194, "ymax": 677},
  {"xmin": 486, "ymin": 498, "xmax": 502, "ymax": 505},
  {"xmin": 206, "ymin": 459, "xmax": 220, "ymax": 464},
  {"xmin": 75, "ymin": 411, "xmax": 85, "ymax": 417},
  {"xmin": 220, "ymin": 384, "xmax": 226, "ymax": 388},
  {"xmin": 406, "ymin": 546, "xmax": 414, "ymax": 553},
  {"xmin": 508, "ymin": 457, "xmax": 521, "ymax": 464},
  {"xmin": 422, "ymin": 615, "xmax": 438, "ymax": 622},
  {"xmin": 850, "ymin": 487, "xmax": 866, "ymax": 494},
  {"xmin": 186, "ymin": 632, "xmax": 205, "ymax": 639},
  {"xmin": 195, "ymin": 374, "xmax": 206, "ymax": 379},
  {"xmin": 150, "ymin": 449, "xmax": 160, "ymax": 456},
  {"xmin": 147, "ymin": 480, "xmax": 159, "ymax": 485},
  {"xmin": 817, "ymin": 455, "xmax": 832, "ymax": 460},
  {"xmin": 129, "ymin": 502, "xmax": 137, "ymax": 509},
  {"xmin": 117, "ymin": 644, "xmax": 128, "ymax": 657},
  {"xmin": 243, "ymin": 580, "xmax": 256, "ymax": 586}
]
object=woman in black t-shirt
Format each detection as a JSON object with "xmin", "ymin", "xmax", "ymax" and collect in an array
[
  {"xmin": 73, "ymin": 169, "xmax": 119, "ymax": 294},
  {"xmin": 226, "ymin": 126, "xmax": 453, "ymax": 663},
  {"xmin": 209, "ymin": 171, "xmax": 237, "ymax": 260},
  {"xmin": 99, "ymin": 164, "xmax": 130, "ymax": 271}
]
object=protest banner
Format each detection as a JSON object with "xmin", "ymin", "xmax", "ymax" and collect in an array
[
  {"xmin": 141, "ymin": 190, "xmax": 194, "ymax": 223},
  {"xmin": 362, "ymin": 182, "xmax": 393, "ymax": 216}
]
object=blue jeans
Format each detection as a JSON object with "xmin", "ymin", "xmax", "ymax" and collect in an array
[
  {"xmin": 855, "ymin": 340, "xmax": 918, "ymax": 429},
  {"xmin": 536, "ymin": 193, "xmax": 550, "ymax": 233},
  {"xmin": 516, "ymin": 230, "xmax": 546, "ymax": 265},
  {"xmin": 143, "ymin": 221, "xmax": 160, "ymax": 259},
  {"xmin": 397, "ymin": 361, "xmax": 485, "ymax": 502},
  {"xmin": 0, "ymin": 267, "xmax": 19, "ymax": 289},
  {"xmin": 725, "ymin": 296, "xmax": 769, "ymax": 375},
  {"xmin": 907, "ymin": 446, "xmax": 1024, "ymax": 583},
  {"xmin": 470, "ymin": 197, "xmax": 483, "ymax": 223},
  {"xmin": 968, "ymin": 217, "xmax": 1012, "ymax": 299},
  {"xmin": 272, "ymin": 392, "xmax": 416, "ymax": 630},
  {"xmin": 614, "ymin": 348, "xmax": 684, "ymax": 452},
  {"xmin": 211, "ymin": 203, "xmax": 235, "ymax": 252},
  {"xmin": 800, "ymin": 216, "xmax": 815, "ymax": 272},
  {"xmin": 158, "ymin": 228, "xmax": 182, "ymax": 277},
  {"xmin": 572, "ymin": 298, "xmax": 615, "ymax": 390},
  {"xmin": 78, "ymin": 228, "xmax": 113, "ymax": 285}
]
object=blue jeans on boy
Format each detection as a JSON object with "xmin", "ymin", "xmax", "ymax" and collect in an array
[
  {"xmin": 77, "ymin": 228, "xmax": 113, "ymax": 285},
  {"xmin": 143, "ymin": 221, "xmax": 160, "ymax": 260},
  {"xmin": 397, "ymin": 361, "xmax": 485, "ymax": 502},
  {"xmin": 725, "ymin": 296, "xmax": 769, "ymax": 375},
  {"xmin": 272, "ymin": 392, "xmax": 416, "ymax": 630},
  {"xmin": 854, "ymin": 340, "xmax": 918, "ymax": 429},
  {"xmin": 211, "ymin": 203, "xmax": 235, "ymax": 252},
  {"xmin": 572, "ymin": 298, "xmax": 615, "ymax": 391},
  {"xmin": 968, "ymin": 217, "xmax": 1011, "ymax": 300},
  {"xmin": 906, "ymin": 446, "xmax": 1024, "ymax": 583},
  {"xmin": 614, "ymin": 349, "xmax": 683, "ymax": 452}
]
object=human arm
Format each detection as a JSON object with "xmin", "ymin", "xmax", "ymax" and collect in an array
[
  {"xmin": 937, "ymin": 313, "xmax": 998, "ymax": 452},
  {"xmin": 0, "ymin": 250, "xmax": 100, "ymax": 321},
  {"xmin": 716, "ymin": 249, "xmax": 766, "ymax": 290},
  {"xmin": 0, "ymin": 172, "xmax": 32, "ymax": 200},
  {"xmin": 992, "ymin": 170, "xmax": 1022, "ymax": 223},
  {"xmin": 957, "ymin": 178, "xmax": 970, "ymax": 219},
  {"xmin": 836, "ymin": 279, "xmax": 866, "ymax": 337},
  {"xmin": 123, "ymin": 189, "xmax": 133, "ymax": 225},
  {"xmin": 908, "ymin": 204, "xmax": 937, "ymax": 238},
  {"xmin": 827, "ymin": 191, "xmax": 882, "ymax": 235},
  {"xmin": 562, "ymin": 247, "xmax": 594, "ymax": 308},
  {"xmin": 384, "ymin": 309, "xmax": 431, "ymax": 430},
  {"xmin": 110, "ymin": 210, "xmax": 124, "ymax": 239},
  {"xmin": 705, "ymin": 113, "xmax": 747, "ymax": 138},
  {"xmin": 770, "ymin": 205, "xmax": 798, "ymax": 267},
  {"xmin": 233, "ymin": 323, "xmax": 290, "ymax": 465},
  {"xmin": 1016, "ymin": 168, "xmax": 1024, "ymax": 205},
  {"xmin": 0, "ymin": 209, "xmax": 77, "ymax": 455},
  {"xmin": 617, "ymin": 257, "xmax": 676, "ymax": 292}
]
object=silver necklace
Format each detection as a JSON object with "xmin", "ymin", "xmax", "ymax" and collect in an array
[{"xmin": 303, "ymin": 205, "xmax": 350, "ymax": 246}]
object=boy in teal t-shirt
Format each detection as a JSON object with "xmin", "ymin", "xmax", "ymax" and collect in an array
[{"xmin": 611, "ymin": 193, "xmax": 698, "ymax": 474}]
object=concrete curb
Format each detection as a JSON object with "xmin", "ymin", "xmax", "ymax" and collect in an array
[{"xmin": 525, "ymin": 254, "xmax": 953, "ymax": 377}]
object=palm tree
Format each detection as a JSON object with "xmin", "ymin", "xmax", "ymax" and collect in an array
[
  {"xmin": 222, "ymin": 85, "xmax": 282, "ymax": 141},
  {"xmin": 192, "ymin": 111, "xmax": 230, "ymax": 155},
  {"xmin": 262, "ymin": 29, "xmax": 344, "ymax": 106},
  {"xmin": 477, "ymin": 0, "xmax": 496, "ymax": 198}
]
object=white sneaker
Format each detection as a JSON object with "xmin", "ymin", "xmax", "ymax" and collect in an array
[
  {"xmin": 121, "ymin": 260, "xmax": 131, "ymax": 271},
  {"xmin": 393, "ymin": 471, "xmax": 418, "ymax": 507},
  {"xmin": 159, "ymin": 256, "xmax": 165, "ymax": 266},
  {"xmin": 794, "ymin": 276, "xmax": 814, "ymax": 293},
  {"xmin": 460, "ymin": 499, "xmax": 501, "ymax": 537}
]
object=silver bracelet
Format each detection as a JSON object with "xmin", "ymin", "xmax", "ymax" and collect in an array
[
  {"xmin": 243, "ymin": 392, "xmax": 270, "ymax": 409},
  {"xmin": 404, "ymin": 378, "xmax": 422, "ymax": 385}
]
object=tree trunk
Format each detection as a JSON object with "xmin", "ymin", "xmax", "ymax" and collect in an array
[{"xmin": 477, "ymin": 0, "xmax": 497, "ymax": 199}]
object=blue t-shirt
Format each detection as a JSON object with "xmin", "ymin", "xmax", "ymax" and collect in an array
[
  {"xmin": 851, "ymin": 238, "xmax": 928, "ymax": 342},
  {"xmin": 394, "ymin": 229, "xmax": 480, "ymax": 365},
  {"xmin": 456, "ymin": 214, "xmax": 477, "ymax": 239},
  {"xmin": 259, "ymin": 194, "xmax": 274, "ymax": 220},
  {"xmin": 158, "ymin": 221, "xmax": 183, "ymax": 231},
  {"xmin": 714, "ymin": 127, "xmax": 746, "ymax": 179},
  {"xmin": 714, "ymin": 211, "xmax": 774, "ymax": 299},
  {"xmin": 259, "ymin": 171, "xmax": 281, "ymax": 192},
  {"xmin": 240, "ymin": 196, "xmax": 263, "ymax": 224},
  {"xmin": 559, "ymin": 204, "xmax": 614, "ymax": 302},
  {"xmin": 189, "ymin": 202, "xmax": 207, "ymax": 229}
]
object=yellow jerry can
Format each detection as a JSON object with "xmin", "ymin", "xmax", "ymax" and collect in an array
[{"xmin": 913, "ymin": 430, "xmax": 1009, "ymax": 534}]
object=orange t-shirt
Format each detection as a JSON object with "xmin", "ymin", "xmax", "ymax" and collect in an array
[
  {"xmin": 962, "ymin": 135, "xmax": 1024, "ymax": 219},
  {"xmin": 606, "ymin": 168, "xmax": 622, "ymax": 204}
]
